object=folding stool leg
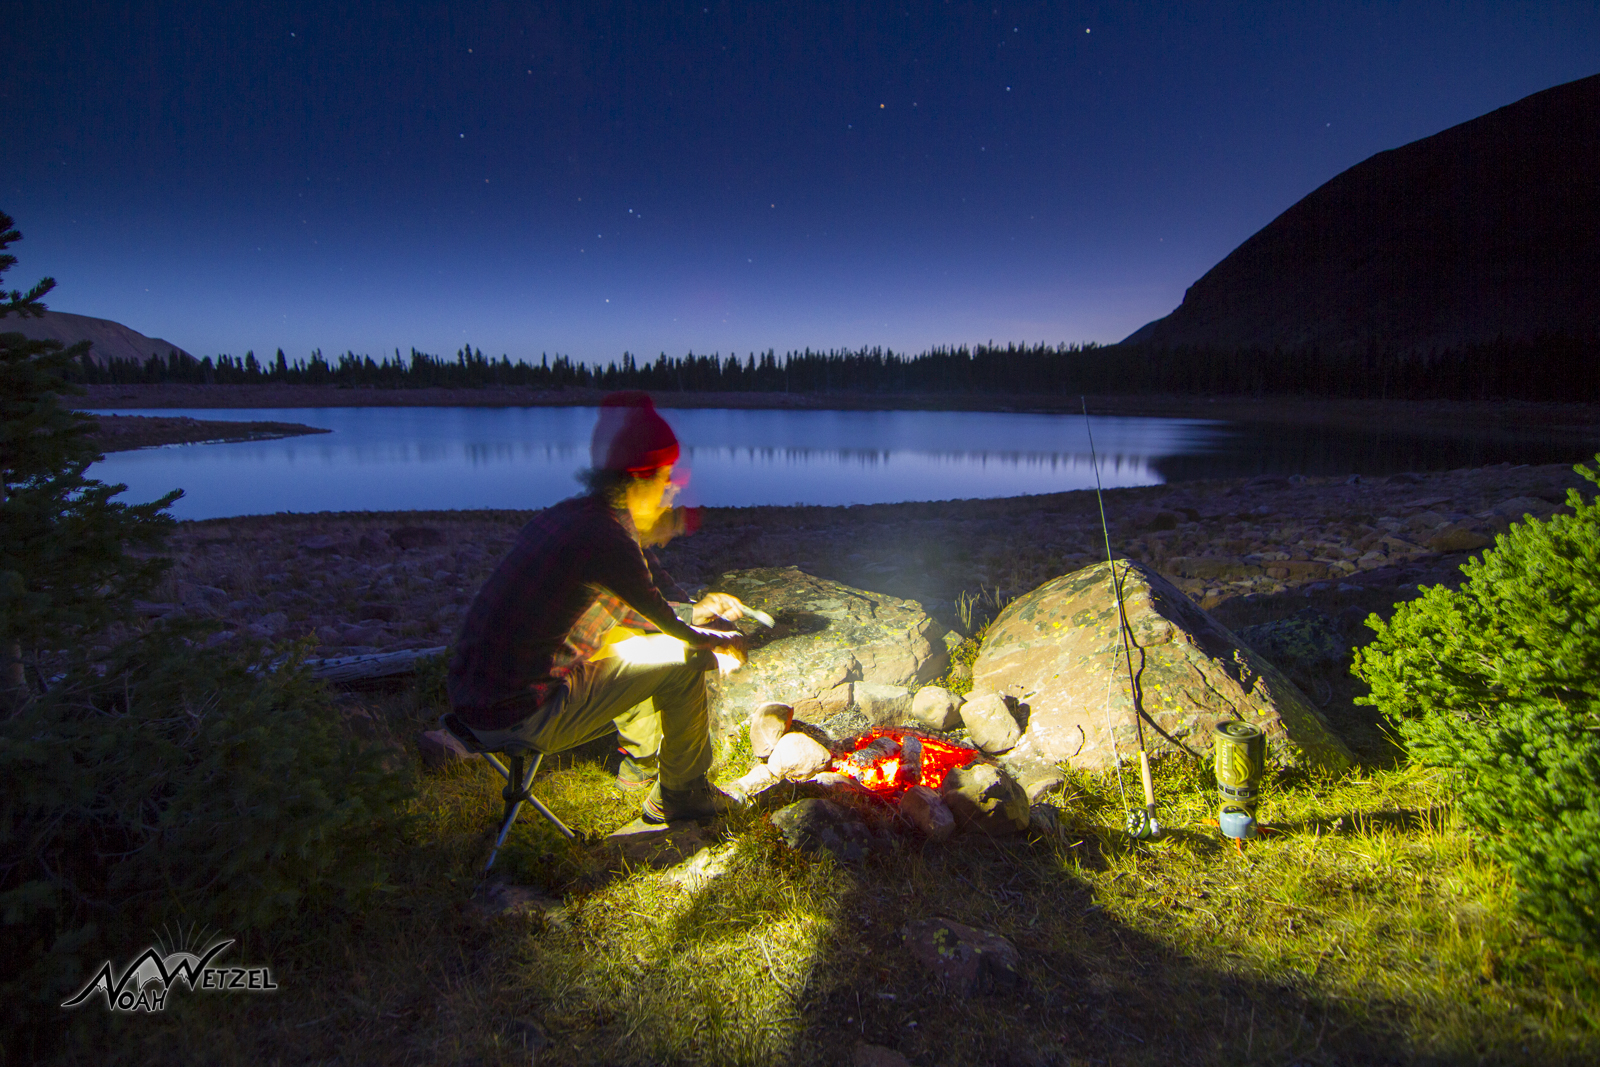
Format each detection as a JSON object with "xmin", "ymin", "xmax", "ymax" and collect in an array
[{"xmin": 480, "ymin": 751, "xmax": 577, "ymax": 874}]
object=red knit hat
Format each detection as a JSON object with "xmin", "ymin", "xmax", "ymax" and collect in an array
[{"xmin": 590, "ymin": 391, "xmax": 680, "ymax": 474}]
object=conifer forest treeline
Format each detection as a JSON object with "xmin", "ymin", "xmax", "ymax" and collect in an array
[{"xmin": 63, "ymin": 333, "xmax": 1600, "ymax": 402}]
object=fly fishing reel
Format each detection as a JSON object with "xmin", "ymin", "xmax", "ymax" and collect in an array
[{"xmin": 1125, "ymin": 806, "xmax": 1161, "ymax": 841}]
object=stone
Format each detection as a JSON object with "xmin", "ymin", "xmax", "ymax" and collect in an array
[
  {"xmin": 1029, "ymin": 803, "xmax": 1061, "ymax": 835},
  {"xmin": 470, "ymin": 880, "xmax": 567, "ymax": 924},
  {"xmin": 1163, "ymin": 556, "xmax": 1263, "ymax": 581},
  {"xmin": 748, "ymin": 702, "xmax": 793, "ymax": 758},
  {"xmin": 940, "ymin": 763, "xmax": 1029, "ymax": 834},
  {"xmin": 766, "ymin": 731, "xmax": 832, "ymax": 781},
  {"xmin": 960, "ymin": 691, "xmax": 1021, "ymax": 754},
  {"xmin": 971, "ymin": 561, "xmax": 1354, "ymax": 774},
  {"xmin": 816, "ymin": 682, "xmax": 855, "ymax": 717},
  {"xmin": 1492, "ymin": 495, "xmax": 1556, "ymax": 520},
  {"xmin": 301, "ymin": 535, "xmax": 341, "ymax": 555},
  {"xmin": 770, "ymin": 799, "xmax": 882, "ymax": 862},
  {"xmin": 1020, "ymin": 770, "xmax": 1064, "ymax": 803},
  {"xmin": 248, "ymin": 611, "xmax": 289, "ymax": 637},
  {"xmin": 1426, "ymin": 524, "xmax": 1493, "ymax": 553},
  {"xmin": 665, "ymin": 845, "xmax": 737, "ymax": 891},
  {"xmin": 725, "ymin": 763, "xmax": 780, "ymax": 803},
  {"xmin": 390, "ymin": 526, "xmax": 445, "ymax": 550},
  {"xmin": 602, "ymin": 821, "xmax": 715, "ymax": 871},
  {"xmin": 901, "ymin": 918, "xmax": 1021, "ymax": 996},
  {"xmin": 852, "ymin": 1043, "xmax": 912, "ymax": 1067},
  {"xmin": 418, "ymin": 728, "xmax": 469, "ymax": 770},
  {"xmin": 701, "ymin": 567, "xmax": 950, "ymax": 738},
  {"xmin": 1235, "ymin": 608, "xmax": 1348, "ymax": 675},
  {"xmin": 910, "ymin": 685, "xmax": 963, "ymax": 731},
  {"xmin": 341, "ymin": 623, "xmax": 390, "ymax": 646},
  {"xmin": 899, "ymin": 785, "xmax": 956, "ymax": 841},
  {"xmin": 855, "ymin": 682, "xmax": 913, "ymax": 726}
]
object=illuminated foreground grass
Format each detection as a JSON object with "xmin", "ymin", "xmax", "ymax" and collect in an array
[{"xmin": 79, "ymin": 689, "xmax": 1600, "ymax": 1067}]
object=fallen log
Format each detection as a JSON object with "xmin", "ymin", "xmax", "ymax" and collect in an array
[{"xmin": 306, "ymin": 647, "xmax": 448, "ymax": 684}]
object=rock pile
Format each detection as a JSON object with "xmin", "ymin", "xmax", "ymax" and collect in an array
[{"xmin": 734, "ymin": 701, "xmax": 1033, "ymax": 858}]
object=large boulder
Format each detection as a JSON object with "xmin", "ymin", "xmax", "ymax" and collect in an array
[
  {"xmin": 702, "ymin": 567, "xmax": 950, "ymax": 738},
  {"xmin": 972, "ymin": 561, "xmax": 1354, "ymax": 773}
]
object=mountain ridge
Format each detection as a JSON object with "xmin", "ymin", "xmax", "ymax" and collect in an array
[
  {"xmin": 1, "ymin": 309, "xmax": 194, "ymax": 366},
  {"xmin": 1125, "ymin": 72, "xmax": 1600, "ymax": 354}
]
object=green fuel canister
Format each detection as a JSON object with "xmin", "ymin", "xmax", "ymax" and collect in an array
[{"xmin": 1213, "ymin": 719, "xmax": 1266, "ymax": 812}]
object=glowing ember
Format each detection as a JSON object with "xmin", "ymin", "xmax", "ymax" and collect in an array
[{"xmin": 831, "ymin": 728, "xmax": 977, "ymax": 798}]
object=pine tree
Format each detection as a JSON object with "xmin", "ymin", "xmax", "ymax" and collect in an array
[
  {"xmin": 1354, "ymin": 459, "xmax": 1600, "ymax": 953},
  {"xmin": 0, "ymin": 211, "xmax": 180, "ymax": 710}
]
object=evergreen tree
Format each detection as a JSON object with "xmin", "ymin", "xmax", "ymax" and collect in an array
[{"xmin": 0, "ymin": 211, "xmax": 180, "ymax": 711}]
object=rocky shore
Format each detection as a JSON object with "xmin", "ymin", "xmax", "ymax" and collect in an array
[
  {"xmin": 88, "ymin": 413, "xmax": 328, "ymax": 452},
  {"xmin": 129, "ymin": 459, "xmax": 1591, "ymax": 671}
]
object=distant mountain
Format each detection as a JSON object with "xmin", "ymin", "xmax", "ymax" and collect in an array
[
  {"xmin": 0, "ymin": 309, "xmax": 194, "ymax": 365},
  {"xmin": 1125, "ymin": 73, "xmax": 1600, "ymax": 354}
]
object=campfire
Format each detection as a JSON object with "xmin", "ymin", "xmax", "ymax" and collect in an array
[
  {"xmin": 829, "ymin": 728, "xmax": 979, "ymax": 799},
  {"xmin": 738, "ymin": 702, "xmax": 1032, "ymax": 844}
]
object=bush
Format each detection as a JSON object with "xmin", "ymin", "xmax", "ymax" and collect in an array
[
  {"xmin": 0, "ymin": 629, "xmax": 413, "ymax": 1040},
  {"xmin": 1353, "ymin": 458, "xmax": 1600, "ymax": 953}
]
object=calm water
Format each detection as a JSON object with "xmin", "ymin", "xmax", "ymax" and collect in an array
[{"xmin": 84, "ymin": 406, "xmax": 1586, "ymax": 521}]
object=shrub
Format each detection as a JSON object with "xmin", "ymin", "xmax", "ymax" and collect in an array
[
  {"xmin": 0, "ymin": 630, "xmax": 413, "ymax": 1041},
  {"xmin": 1353, "ymin": 458, "xmax": 1600, "ymax": 953}
]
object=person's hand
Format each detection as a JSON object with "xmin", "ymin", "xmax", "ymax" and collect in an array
[
  {"xmin": 690, "ymin": 626, "xmax": 747, "ymax": 665},
  {"xmin": 692, "ymin": 592, "xmax": 747, "ymax": 626}
]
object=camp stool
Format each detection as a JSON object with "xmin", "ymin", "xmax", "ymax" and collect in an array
[{"xmin": 438, "ymin": 712, "xmax": 577, "ymax": 872}]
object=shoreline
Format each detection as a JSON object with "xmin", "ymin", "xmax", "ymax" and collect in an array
[
  {"xmin": 87, "ymin": 413, "xmax": 329, "ymax": 453},
  {"xmin": 81, "ymin": 383, "xmax": 1600, "ymax": 444}
]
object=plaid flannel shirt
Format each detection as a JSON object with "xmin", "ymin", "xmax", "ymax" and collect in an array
[{"xmin": 446, "ymin": 493, "xmax": 701, "ymax": 730}]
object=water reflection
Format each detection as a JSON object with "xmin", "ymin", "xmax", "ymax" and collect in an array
[{"xmin": 81, "ymin": 405, "xmax": 1584, "ymax": 521}]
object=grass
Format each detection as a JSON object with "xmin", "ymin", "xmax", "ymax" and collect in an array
[{"xmin": 60, "ymin": 663, "xmax": 1600, "ymax": 1067}]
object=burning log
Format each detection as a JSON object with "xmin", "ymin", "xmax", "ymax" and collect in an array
[{"xmin": 828, "ymin": 728, "xmax": 977, "ymax": 799}]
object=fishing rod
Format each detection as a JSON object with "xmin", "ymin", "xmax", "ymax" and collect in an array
[{"xmin": 1082, "ymin": 398, "xmax": 1161, "ymax": 841}]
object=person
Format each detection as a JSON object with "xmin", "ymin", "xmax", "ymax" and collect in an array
[{"xmin": 446, "ymin": 391, "xmax": 746, "ymax": 823}]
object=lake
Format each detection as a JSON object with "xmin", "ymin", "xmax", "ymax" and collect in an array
[{"xmin": 84, "ymin": 406, "xmax": 1585, "ymax": 520}]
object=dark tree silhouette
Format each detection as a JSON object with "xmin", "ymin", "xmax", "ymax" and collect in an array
[{"xmin": 0, "ymin": 211, "xmax": 180, "ymax": 710}]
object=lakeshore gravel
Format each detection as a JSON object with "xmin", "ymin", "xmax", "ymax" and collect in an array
[{"xmin": 125, "ymin": 460, "xmax": 1589, "ymax": 667}]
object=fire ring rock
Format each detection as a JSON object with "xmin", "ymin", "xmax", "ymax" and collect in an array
[
  {"xmin": 910, "ymin": 684, "xmax": 964, "ymax": 731},
  {"xmin": 766, "ymin": 731, "xmax": 833, "ymax": 781},
  {"xmin": 972, "ymin": 561, "xmax": 1354, "ymax": 773},
  {"xmin": 747, "ymin": 702, "xmax": 793, "ymax": 758},
  {"xmin": 769, "ymin": 799, "xmax": 884, "ymax": 863},
  {"xmin": 959, "ymin": 691, "xmax": 1021, "ymax": 754},
  {"xmin": 702, "ymin": 567, "xmax": 950, "ymax": 739},
  {"xmin": 940, "ymin": 763, "xmax": 1028, "ymax": 835},
  {"xmin": 899, "ymin": 785, "xmax": 956, "ymax": 841},
  {"xmin": 901, "ymin": 918, "xmax": 1021, "ymax": 996}
]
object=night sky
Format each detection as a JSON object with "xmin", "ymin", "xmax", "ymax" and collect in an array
[{"xmin": 11, "ymin": 2, "xmax": 1600, "ymax": 365}]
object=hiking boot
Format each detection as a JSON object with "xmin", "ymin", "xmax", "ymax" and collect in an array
[
  {"xmin": 615, "ymin": 751, "xmax": 658, "ymax": 791},
  {"xmin": 642, "ymin": 776, "xmax": 739, "ymax": 824}
]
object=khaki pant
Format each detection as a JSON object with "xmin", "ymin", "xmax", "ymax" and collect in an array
[{"xmin": 464, "ymin": 654, "xmax": 713, "ymax": 789}]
